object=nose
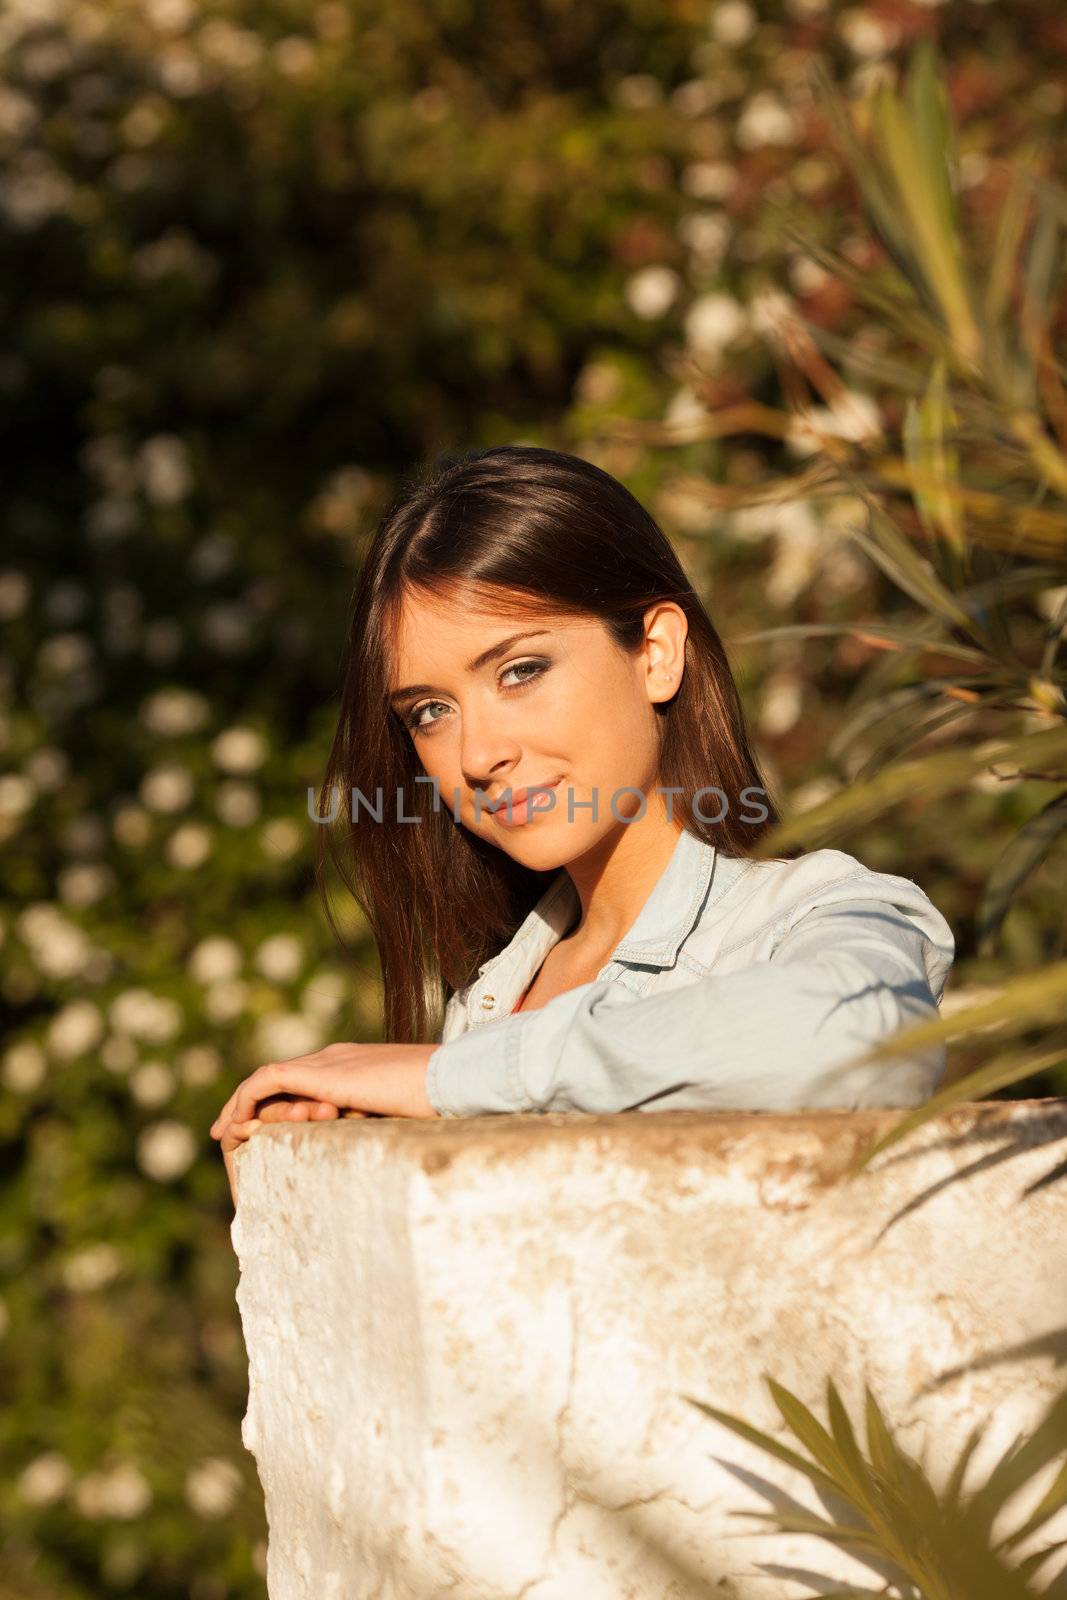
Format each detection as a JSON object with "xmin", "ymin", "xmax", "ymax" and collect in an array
[{"xmin": 458, "ymin": 697, "xmax": 520, "ymax": 802}]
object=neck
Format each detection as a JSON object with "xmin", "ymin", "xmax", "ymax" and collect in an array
[{"xmin": 559, "ymin": 795, "xmax": 684, "ymax": 952}]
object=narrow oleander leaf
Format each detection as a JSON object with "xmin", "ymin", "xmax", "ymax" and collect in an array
[
  {"xmin": 825, "ymin": 1378, "xmax": 878, "ymax": 1511},
  {"xmin": 872, "ymin": 80, "xmax": 980, "ymax": 362},
  {"xmin": 752, "ymin": 723, "xmax": 1067, "ymax": 854},
  {"xmin": 907, "ymin": 42, "xmax": 957, "ymax": 240},
  {"xmin": 765, "ymin": 1377, "xmax": 853, "ymax": 1488},
  {"xmin": 997, "ymin": 1459, "xmax": 1067, "ymax": 1552},
  {"xmin": 734, "ymin": 621, "xmax": 985, "ymax": 664},
  {"xmin": 839, "ymin": 962, "xmax": 1067, "ymax": 1058},
  {"xmin": 968, "ymin": 1388, "xmax": 1067, "ymax": 1539},
  {"xmin": 943, "ymin": 1420, "xmax": 987, "ymax": 1512},
  {"xmin": 846, "ymin": 1033, "xmax": 1067, "ymax": 1171},
  {"xmin": 681, "ymin": 1394, "xmax": 842, "ymax": 1501},
  {"xmin": 976, "ymin": 790, "xmax": 1067, "ymax": 956},
  {"xmin": 731, "ymin": 1507, "xmax": 886, "ymax": 1556}
]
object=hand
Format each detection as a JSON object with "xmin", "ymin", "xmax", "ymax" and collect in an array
[{"xmin": 210, "ymin": 1041, "xmax": 439, "ymax": 1153}]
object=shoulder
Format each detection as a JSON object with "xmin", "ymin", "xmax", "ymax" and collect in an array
[{"xmin": 700, "ymin": 846, "xmax": 955, "ymax": 992}]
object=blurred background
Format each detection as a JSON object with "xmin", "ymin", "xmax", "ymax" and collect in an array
[{"xmin": 2, "ymin": 0, "xmax": 1065, "ymax": 1595}]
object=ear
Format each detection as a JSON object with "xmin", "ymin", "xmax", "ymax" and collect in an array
[{"xmin": 642, "ymin": 602, "xmax": 688, "ymax": 704}]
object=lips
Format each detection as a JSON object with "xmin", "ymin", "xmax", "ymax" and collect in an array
[{"xmin": 488, "ymin": 778, "xmax": 561, "ymax": 813}]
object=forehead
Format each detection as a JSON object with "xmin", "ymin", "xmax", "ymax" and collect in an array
[{"xmin": 389, "ymin": 586, "xmax": 583, "ymax": 668}]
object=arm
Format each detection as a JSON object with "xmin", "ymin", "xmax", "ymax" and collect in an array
[{"xmin": 426, "ymin": 897, "xmax": 954, "ymax": 1117}]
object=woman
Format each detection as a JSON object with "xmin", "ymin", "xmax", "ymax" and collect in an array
[{"xmin": 211, "ymin": 445, "xmax": 954, "ymax": 1201}]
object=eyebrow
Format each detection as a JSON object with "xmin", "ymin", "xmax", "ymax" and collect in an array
[{"xmin": 389, "ymin": 630, "xmax": 552, "ymax": 706}]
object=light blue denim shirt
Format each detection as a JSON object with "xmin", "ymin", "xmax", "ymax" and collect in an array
[{"xmin": 425, "ymin": 827, "xmax": 956, "ymax": 1117}]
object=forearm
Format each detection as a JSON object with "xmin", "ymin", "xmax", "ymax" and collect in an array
[{"xmin": 428, "ymin": 904, "xmax": 948, "ymax": 1117}]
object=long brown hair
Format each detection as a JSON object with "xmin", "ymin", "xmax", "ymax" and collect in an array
[{"xmin": 315, "ymin": 445, "xmax": 799, "ymax": 1044}]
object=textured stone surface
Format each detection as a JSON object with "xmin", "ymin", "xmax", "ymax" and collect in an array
[{"xmin": 231, "ymin": 1101, "xmax": 1067, "ymax": 1598}]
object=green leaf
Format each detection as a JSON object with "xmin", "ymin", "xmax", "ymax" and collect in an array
[
  {"xmin": 681, "ymin": 1394, "xmax": 843, "ymax": 1501},
  {"xmin": 976, "ymin": 790, "xmax": 1067, "ymax": 956},
  {"xmin": 846, "ymin": 1031, "xmax": 1067, "ymax": 1171},
  {"xmin": 753, "ymin": 723, "xmax": 1067, "ymax": 853},
  {"xmin": 903, "ymin": 359, "xmax": 965, "ymax": 553}
]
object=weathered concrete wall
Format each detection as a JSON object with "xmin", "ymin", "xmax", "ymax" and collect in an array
[{"xmin": 230, "ymin": 1102, "xmax": 1067, "ymax": 1599}]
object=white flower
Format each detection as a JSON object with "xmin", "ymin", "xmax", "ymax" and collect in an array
[
  {"xmin": 130, "ymin": 1062, "xmax": 175, "ymax": 1107},
  {"xmin": 677, "ymin": 210, "xmax": 730, "ymax": 264},
  {"xmin": 736, "ymin": 92, "xmax": 799, "ymax": 150},
  {"xmin": 758, "ymin": 674, "xmax": 804, "ymax": 737},
  {"xmin": 166, "ymin": 823, "xmax": 213, "ymax": 869},
  {"xmin": 274, "ymin": 35, "xmax": 316, "ymax": 77},
  {"xmin": 188, "ymin": 936, "xmax": 242, "ymax": 984},
  {"xmin": 682, "ymin": 161, "xmax": 738, "ymax": 201},
  {"xmin": 140, "ymin": 687, "xmax": 209, "ymax": 737},
  {"xmin": 109, "ymin": 988, "xmax": 183, "ymax": 1043},
  {"xmin": 18, "ymin": 1452, "xmax": 73, "ymax": 1507},
  {"xmin": 138, "ymin": 433, "xmax": 191, "ymax": 504},
  {"xmin": 254, "ymin": 934, "xmax": 303, "ymax": 983},
  {"xmin": 61, "ymin": 1243, "xmax": 123, "ymax": 1292},
  {"xmin": 0, "ymin": 87, "xmax": 37, "ymax": 140},
  {"xmin": 17, "ymin": 904, "xmax": 94, "ymax": 979},
  {"xmin": 201, "ymin": 603, "xmax": 254, "ymax": 653},
  {"xmin": 48, "ymin": 1001, "xmax": 104, "ymax": 1059},
  {"xmin": 215, "ymin": 781, "xmax": 261, "ymax": 827},
  {"xmin": 260, "ymin": 818, "xmax": 301, "ymax": 860},
  {"xmin": 624, "ymin": 266, "xmax": 681, "ymax": 320},
  {"xmin": 254, "ymin": 1013, "xmax": 323, "ymax": 1062},
  {"xmin": 663, "ymin": 386, "xmax": 707, "ymax": 430},
  {"xmin": 612, "ymin": 73, "xmax": 662, "ymax": 110},
  {"xmin": 37, "ymin": 632, "xmax": 94, "ymax": 676},
  {"xmin": 144, "ymin": 0, "xmax": 195, "ymax": 32},
  {"xmin": 24, "ymin": 746, "xmax": 68, "ymax": 790},
  {"xmin": 211, "ymin": 726, "xmax": 267, "ymax": 774},
  {"xmin": 789, "ymin": 256, "xmax": 832, "ymax": 296},
  {"xmin": 136, "ymin": 1119, "xmax": 197, "ymax": 1181},
  {"xmin": 3, "ymin": 1040, "xmax": 47, "ymax": 1091},
  {"xmin": 177, "ymin": 1044, "xmax": 220, "ymax": 1086},
  {"xmin": 185, "ymin": 1457, "xmax": 242, "ymax": 1518},
  {"xmin": 140, "ymin": 763, "xmax": 194, "ymax": 814},
  {"xmin": 0, "ymin": 570, "xmax": 31, "ymax": 620},
  {"xmin": 839, "ymin": 9, "xmax": 898, "ymax": 57},
  {"xmin": 57, "ymin": 863, "xmax": 114, "ymax": 908},
  {"xmin": 0, "ymin": 774, "xmax": 34, "ymax": 819},
  {"xmin": 101, "ymin": 1035, "xmax": 137, "ymax": 1074},
  {"xmin": 711, "ymin": 1, "xmax": 756, "ymax": 45},
  {"xmin": 684, "ymin": 292, "xmax": 748, "ymax": 362},
  {"xmin": 203, "ymin": 980, "xmax": 249, "ymax": 1024},
  {"xmin": 790, "ymin": 777, "xmax": 841, "ymax": 813},
  {"xmin": 786, "ymin": 391, "xmax": 882, "ymax": 455},
  {"xmin": 74, "ymin": 1462, "xmax": 152, "ymax": 1519},
  {"xmin": 767, "ymin": 505, "xmax": 822, "ymax": 606},
  {"xmin": 112, "ymin": 804, "xmax": 152, "ymax": 849}
]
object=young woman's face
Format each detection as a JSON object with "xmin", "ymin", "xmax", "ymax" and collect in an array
[{"xmin": 389, "ymin": 586, "xmax": 683, "ymax": 868}]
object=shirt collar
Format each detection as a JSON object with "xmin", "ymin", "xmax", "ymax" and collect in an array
[{"xmin": 468, "ymin": 828, "xmax": 719, "ymax": 1020}]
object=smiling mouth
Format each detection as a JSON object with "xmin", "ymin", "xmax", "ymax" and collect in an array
[{"xmin": 488, "ymin": 778, "xmax": 562, "ymax": 814}]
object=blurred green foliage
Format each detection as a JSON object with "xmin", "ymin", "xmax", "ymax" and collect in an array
[{"xmin": 2, "ymin": 0, "xmax": 1066, "ymax": 1595}]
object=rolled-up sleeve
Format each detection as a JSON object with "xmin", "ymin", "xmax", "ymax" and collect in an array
[{"xmin": 425, "ymin": 897, "xmax": 955, "ymax": 1117}]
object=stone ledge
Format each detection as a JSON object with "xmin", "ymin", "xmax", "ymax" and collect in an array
[{"xmin": 231, "ymin": 1099, "xmax": 1067, "ymax": 1599}]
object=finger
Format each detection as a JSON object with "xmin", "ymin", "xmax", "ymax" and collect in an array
[
  {"xmin": 228, "ymin": 1059, "xmax": 343, "ymax": 1126},
  {"xmin": 308, "ymin": 1101, "xmax": 340, "ymax": 1120},
  {"xmin": 256, "ymin": 1098, "xmax": 310, "ymax": 1124},
  {"xmin": 220, "ymin": 1118, "xmax": 262, "ymax": 1154}
]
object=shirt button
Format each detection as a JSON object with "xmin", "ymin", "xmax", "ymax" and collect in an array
[{"xmin": 480, "ymin": 994, "xmax": 496, "ymax": 1011}]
